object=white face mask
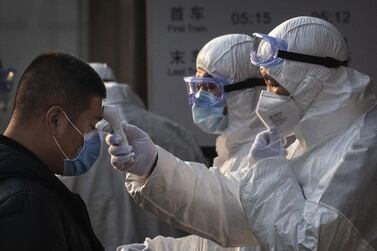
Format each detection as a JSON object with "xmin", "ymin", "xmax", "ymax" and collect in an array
[{"xmin": 256, "ymin": 90, "xmax": 304, "ymax": 137}]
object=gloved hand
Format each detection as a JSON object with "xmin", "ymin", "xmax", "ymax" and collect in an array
[
  {"xmin": 250, "ymin": 127, "xmax": 287, "ymax": 162},
  {"xmin": 116, "ymin": 243, "xmax": 146, "ymax": 251},
  {"xmin": 105, "ymin": 122, "xmax": 158, "ymax": 177}
]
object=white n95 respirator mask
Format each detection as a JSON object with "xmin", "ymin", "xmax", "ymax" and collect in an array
[{"xmin": 256, "ymin": 90, "xmax": 303, "ymax": 137}]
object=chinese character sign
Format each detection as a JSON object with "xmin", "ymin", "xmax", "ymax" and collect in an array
[{"xmin": 147, "ymin": 0, "xmax": 377, "ymax": 146}]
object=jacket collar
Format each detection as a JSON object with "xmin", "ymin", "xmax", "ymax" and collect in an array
[{"xmin": 0, "ymin": 134, "xmax": 72, "ymax": 196}]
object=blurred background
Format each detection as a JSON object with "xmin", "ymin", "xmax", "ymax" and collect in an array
[{"xmin": 1, "ymin": 0, "xmax": 376, "ymax": 155}]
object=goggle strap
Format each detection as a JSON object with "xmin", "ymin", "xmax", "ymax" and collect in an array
[
  {"xmin": 277, "ymin": 50, "xmax": 348, "ymax": 68},
  {"xmin": 224, "ymin": 78, "xmax": 265, "ymax": 93}
]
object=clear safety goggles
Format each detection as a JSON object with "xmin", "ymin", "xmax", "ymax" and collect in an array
[
  {"xmin": 250, "ymin": 33, "xmax": 348, "ymax": 68},
  {"xmin": 184, "ymin": 75, "xmax": 265, "ymax": 107},
  {"xmin": 0, "ymin": 68, "xmax": 16, "ymax": 92}
]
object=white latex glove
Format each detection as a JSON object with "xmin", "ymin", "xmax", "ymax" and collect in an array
[
  {"xmin": 105, "ymin": 122, "xmax": 158, "ymax": 177},
  {"xmin": 250, "ymin": 127, "xmax": 287, "ymax": 162},
  {"xmin": 116, "ymin": 243, "xmax": 146, "ymax": 251}
]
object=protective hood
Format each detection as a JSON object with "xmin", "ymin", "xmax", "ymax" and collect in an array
[
  {"xmin": 89, "ymin": 62, "xmax": 115, "ymax": 81},
  {"xmin": 196, "ymin": 34, "xmax": 265, "ymax": 162},
  {"xmin": 89, "ymin": 62, "xmax": 146, "ymax": 109},
  {"xmin": 104, "ymin": 82, "xmax": 145, "ymax": 109},
  {"xmin": 264, "ymin": 16, "xmax": 375, "ymax": 148}
]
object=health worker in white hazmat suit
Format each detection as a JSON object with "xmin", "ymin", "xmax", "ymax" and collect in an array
[
  {"xmin": 108, "ymin": 16, "xmax": 377, "ymax": 250},
  {"xmin": 117, "ymin": 33, "xmax": 266, "ymax": 251}
]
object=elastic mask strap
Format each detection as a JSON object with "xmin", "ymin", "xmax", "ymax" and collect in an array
[
  {"xmin": 62, "ymin": 111, "xmax": 84, "ymax": 137},
  {"xmin": 277, "ymin": 50, "xmax": 348, "ymax": 68},
  {"xmin": 224, "ymin": 78, "xmax": 265, "ymax": 93},
  {"xmin": 53, "ymin": 135, "xmax": 69, "ymax": 159}
]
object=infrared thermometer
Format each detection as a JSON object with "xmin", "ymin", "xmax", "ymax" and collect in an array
[
  {"xmin": 102, "ymin": 104, "xmax": 129, "ymax": 145},
  {"xmin": 102, "ymin": 104, "xmax": 134, "ymax": 164}
]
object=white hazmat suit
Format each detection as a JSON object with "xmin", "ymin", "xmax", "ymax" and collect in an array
[
  {"xmin": 119, "ymin": 34, "xmax": 265, "ymax": 250},
  {"xmin": 60, "ymin": 64, "xmax": 207, "ymax": 251},
  {"xmin": 240, "ymin": 16, "xmax": 377, "ymax": 250},
  {"xmin": 122, "ymin": 16, "xmax": 377, "ymax": 250}
]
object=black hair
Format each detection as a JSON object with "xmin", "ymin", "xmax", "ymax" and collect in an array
[{"xmin": 14, "ymin": 52, "xmax": 106, "ymax": 123}]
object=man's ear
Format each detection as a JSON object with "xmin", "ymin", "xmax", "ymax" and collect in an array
[{"xmin": 45, "ymin": 106, "xmax": 65, "ymax": 135}]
